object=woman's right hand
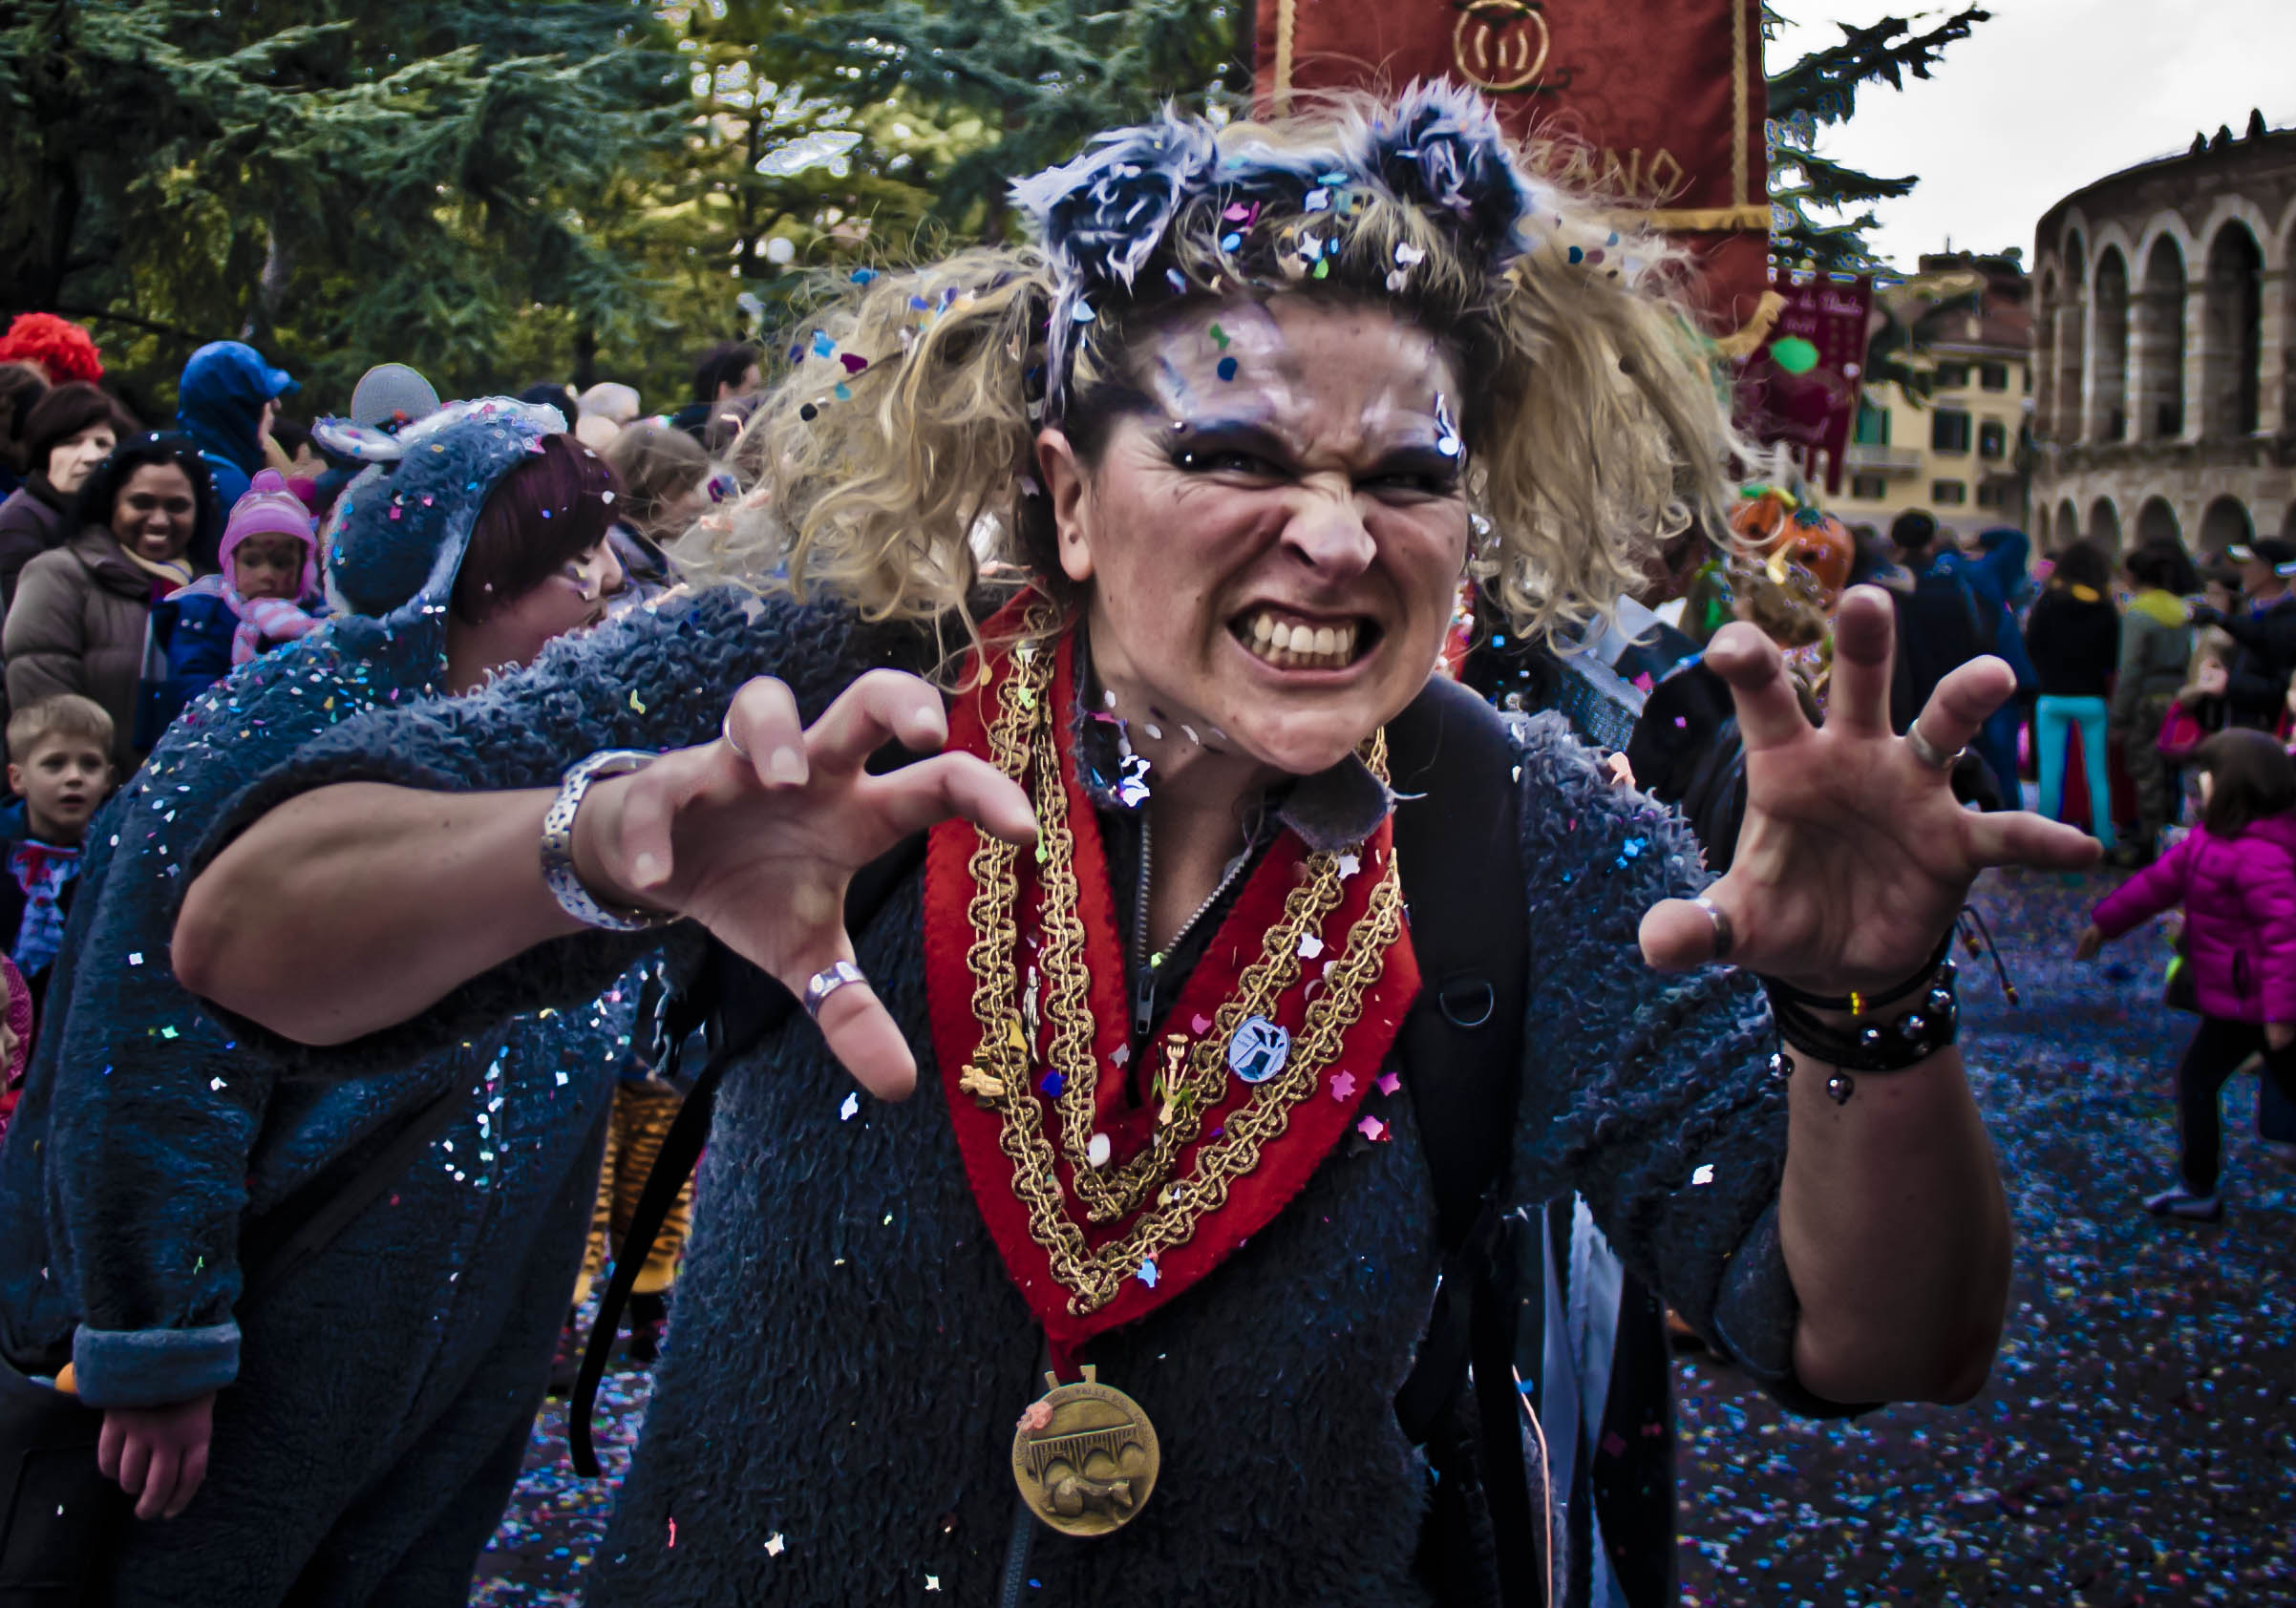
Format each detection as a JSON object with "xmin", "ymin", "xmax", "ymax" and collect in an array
[
  {"xmin": 570, "ymin": 669, "xmax": 1035, "ymax": 1099},
  {"xmin": 2073, "ymin": 924, "xmax": 2104, "ymax": 961}
]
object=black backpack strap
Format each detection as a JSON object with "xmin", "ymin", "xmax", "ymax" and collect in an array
[
  {"xmin": 1384, "ymin": 676, "xmax": 1541, "ymax": 1606},
  {"xmin": 569, "ymin": 832, "xmax": 926, "ymax": 1475}
]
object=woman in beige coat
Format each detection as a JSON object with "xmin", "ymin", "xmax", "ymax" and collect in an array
[{"xmin": 4, "ymin": 432, "xmax": 220, "ymax": 772}]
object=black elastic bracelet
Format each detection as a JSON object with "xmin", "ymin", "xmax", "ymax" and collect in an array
[
  {"xmin": 1760, "ymin": 932, "xmax": 1961, "ymax": 1103},
  {"xmin": 1763, "ymin": 930, "xmax": 1957, "ymax": 1016}
]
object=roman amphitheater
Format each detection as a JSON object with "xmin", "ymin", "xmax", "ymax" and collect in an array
[{"xmin": 2030, "ymin": 117, "xmax": 2296, "ymax": 555}]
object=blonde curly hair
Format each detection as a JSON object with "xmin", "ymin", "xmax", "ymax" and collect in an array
[{"xmin": 686, "ymin": 87, "xmax": 1740, "ymax": 653}]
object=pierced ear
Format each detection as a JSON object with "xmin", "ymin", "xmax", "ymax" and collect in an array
[{"xmin": 1035, "ymin": 428, "xmax": 1096, "ymax": 584}]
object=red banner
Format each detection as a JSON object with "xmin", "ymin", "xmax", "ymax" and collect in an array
[
  {"xmin": 1736, "ymin": 271, "xmax": 1873, "ymax": 495},
  {"xmin": 1253, "ymin": 0, "xmax": 1772, "ymax": 336}
]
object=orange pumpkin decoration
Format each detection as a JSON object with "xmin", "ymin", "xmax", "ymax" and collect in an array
[{"xmin": 1730, "ymin": 487, "xmax": 1853, "ymax": 608}]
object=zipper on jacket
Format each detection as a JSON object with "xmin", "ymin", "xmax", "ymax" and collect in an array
[{"xmin": 1129, "ymin": 815, "xmax": 1252, "ymax": 1045}]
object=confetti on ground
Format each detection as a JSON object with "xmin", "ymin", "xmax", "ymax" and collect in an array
[{"xmin": 1676, "ymin": 864, "xmax": 2295, "ymax": 1605}]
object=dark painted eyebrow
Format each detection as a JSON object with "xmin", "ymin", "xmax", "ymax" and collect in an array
[{"xmin": 1166, "ymin": 419, "xmax": 1296, "ymax": 460}]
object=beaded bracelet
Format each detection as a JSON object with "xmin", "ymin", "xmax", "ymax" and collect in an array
[{"xmin": 1761, "ymin": 931, "xmax": 1960, "ymax": 1105}]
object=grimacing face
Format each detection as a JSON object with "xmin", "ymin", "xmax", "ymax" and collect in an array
[{"xmin": 1037, "ymin": 296, "xmax": 1470, "ymax": 781}]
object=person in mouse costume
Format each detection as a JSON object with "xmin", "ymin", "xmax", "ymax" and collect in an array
[{"xmin": 0, "ymin": 400, "xmax": 635, "ymax": 1605}]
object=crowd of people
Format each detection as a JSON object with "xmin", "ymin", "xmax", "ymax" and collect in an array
[
  {"xmin": 1644, "ymin": 479, "xmax": 2296, "ymax": 1230},
  {"xmin": 0, "ymin": 85, "xmax": 2254, "ymax": 1608}
]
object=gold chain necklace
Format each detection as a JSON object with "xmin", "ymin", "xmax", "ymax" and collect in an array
[{"xmin": 955, "ymin": 630, "xmax": 1406, "ymax": 1315}]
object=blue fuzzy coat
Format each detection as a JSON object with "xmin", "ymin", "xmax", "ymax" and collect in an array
[
  {"xmin": 197, "ymin": 585, "xmax": 1821, "ymax": 1607},
  {"xmin": 0, "ymin": 570, "xmax": 627, "ymax": 1597}
]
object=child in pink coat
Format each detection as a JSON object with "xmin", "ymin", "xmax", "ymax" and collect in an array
[{"xmin": 2077, "ymin": 728, "xmax": 2296, "ymax": 1218}]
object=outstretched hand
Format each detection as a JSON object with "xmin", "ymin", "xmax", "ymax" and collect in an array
[
  {"xmin": 572, "ymin": 669, "xmax": 1036, "ymax": 1100},
  {"xmin": 1640, "ymin": 585, "xmax": 2099, "ymax": 994}
]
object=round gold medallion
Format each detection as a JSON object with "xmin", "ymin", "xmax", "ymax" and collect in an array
[{"xmin": 1010, "ymin": 1365, "xmax": 1160, "ymax": 1537}]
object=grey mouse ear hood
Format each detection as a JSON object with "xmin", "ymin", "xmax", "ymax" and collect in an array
[{"xmin": 319, "ymin": 397, "xmax": 566, "ymax": 624}]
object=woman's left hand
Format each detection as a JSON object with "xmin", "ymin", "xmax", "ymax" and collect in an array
[{"xmin": 1641, "ymin": 585, "xmax": 2100, "ymax": 993}]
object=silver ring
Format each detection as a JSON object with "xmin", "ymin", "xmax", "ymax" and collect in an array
[
  {"xmin": 802, "ymin": 961, "xmax": 867, "ymax": 1021},
  {"xmin": 1692, "ymin": 896, "xmax": 1734, "ymax": 961},
  {"xmin": 1904, "ymin": 724, "xmax": 1966, "ymax": 773},
  {"xmin": 720, "ymin": 710, "xmax": 751, "ymax": 762}
]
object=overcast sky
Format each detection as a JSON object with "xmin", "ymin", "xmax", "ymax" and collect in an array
[{"xmin": 1773, "ymin": 0, "xmax": 2296, "ymax": 273}]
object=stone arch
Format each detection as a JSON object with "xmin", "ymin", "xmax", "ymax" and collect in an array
[
  {"xmin": 2088, "ymin": 497, "xmax": 2123, "ymax": 556},
  {"xmin": 2202, "ymin": 221, "xmax": 2264, "ymax": 436},
  {"xmin": 2054, "ymin": 497, "xmax": 2080, "ymax": 547},
  {"xmin": 2090, "ymin": 245, "xmax": 2131, "ymax": 440},
  {"xmin": 2135, "ymin": 233, "xmax": 2188, "ymax": 439},
  {"xmin": 2053, "ymin": 231, "xmax": 2089, "ymax": 441},
  {"xmin": 2034, "ymin": 267, "xmax": 2060, "ymax": 434},
  {"xmin": 2199, "ymin": 495, "xmax": 2254, "ymax": 554},
  {"xmin": 2136, "ymin": 496, "xmax": 2181, "ymax": 549}
]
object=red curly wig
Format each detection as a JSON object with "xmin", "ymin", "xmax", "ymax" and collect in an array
[{"xmin": 0, "ymin": 313, "xmax": 102, "ymax": 384}]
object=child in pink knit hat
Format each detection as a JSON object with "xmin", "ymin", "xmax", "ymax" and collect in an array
[{"xmin": 144, "ymin": 470, "xmax": 330, "ymax": 741}]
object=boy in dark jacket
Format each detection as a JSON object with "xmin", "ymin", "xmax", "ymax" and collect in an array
[{"xmin": 0, "ymin": 693, "xmax": 113, "ymax": 1021}]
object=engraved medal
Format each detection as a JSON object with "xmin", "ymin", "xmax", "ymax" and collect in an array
[{"xmin": 1010, "ymin": 1366, "xmax": 1161, "ymax": 1537}]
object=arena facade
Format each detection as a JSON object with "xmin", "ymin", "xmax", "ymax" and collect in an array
[{"xmin": 2030, "ymin": 114, "xmax": 2296, "ymax": 556}]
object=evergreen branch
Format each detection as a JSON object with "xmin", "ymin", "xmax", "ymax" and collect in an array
[{"xmin": 1767, "ymin": 7, "xmax": 1988, "ymax": 129}]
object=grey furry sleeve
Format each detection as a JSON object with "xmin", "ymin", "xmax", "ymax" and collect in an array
[
  {"xmin": 1503, "ymin": 712, "xmax": 1852, "ymax": 1418},
  {"xmin": 183, "ymin": 587, "xmax": 867, "ymax": 1075}
]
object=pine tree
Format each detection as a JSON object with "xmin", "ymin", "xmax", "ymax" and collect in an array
[
  {"xmin": 1766, "ymin": 7, "xmax": 1988, "ymax": 276},
  {"xmin": 0, "ymin": 0, "xmax": 685, "ymax": 408},
  {"xmin": 780, "ymin": 0, "xmax": 1245, "ymax": 235}
]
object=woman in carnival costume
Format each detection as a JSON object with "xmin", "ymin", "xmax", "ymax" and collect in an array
[
  {"xmin": 0, "ymin": 400, "xmax": 632, "ymax": 1604},
  {"xmin": 179, "ymin": 88, "xmax": 2094, "ymax": 1604}
]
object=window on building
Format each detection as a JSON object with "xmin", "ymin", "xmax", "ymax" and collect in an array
[
  {"xmin": 1976, "ymin": 482, "xmax": 2005, "ymax": 508},
  {"xmin": 1931, "ymin": 479, "xmax": 1968, "ymax": 505},
  {"xmin": 1850, "ymin": 474, "xmax": 1889, "ymax": 501},
  {"xmin": 2023, "ymin": 365, "xmax": 2033, "ymax": 393},
  {"xmin": 1853, "ymin": 401, "xmax": 1891, "ymax": 446},
  {"xmin": 1979, "ymin": 420, "xmax": 2008, "ymax": 459},
  {"xmin": 1979, "ymin": 362, "xmax": 2009, "ymax": 391},
  {"xmin": 1937, "ymin": 362, "xmax": 1969, "ymax": 390},
  {"xmin": 1931, "ymin": 410, "xmax": 1972, "ymax": 454}
]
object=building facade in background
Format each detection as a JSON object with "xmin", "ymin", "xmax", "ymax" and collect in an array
[
  {"xmin": 2030, "ymin": 116, "xmax": 2295, "ymax": 557},
  {"xmin": 1835, "ymin": 251, "xmax": 2033, "ymax": 538}
]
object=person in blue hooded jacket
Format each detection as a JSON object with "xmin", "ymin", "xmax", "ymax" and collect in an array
[
  {"xmin": 0, "ymin": 399, "xmax": 632, "ymax": 1606},
  {"xmin": 1945, "ymin": 525, "xmax": 2039, "ymax": 806},
  {"xmin": 174, "ymin": 341, "xmax": 296, "ymax": 521}
]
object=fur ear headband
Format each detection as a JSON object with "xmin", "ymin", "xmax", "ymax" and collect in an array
[{"xmin": 1009, "ymin": 81, "xmax": 1635, "ymax": 420}]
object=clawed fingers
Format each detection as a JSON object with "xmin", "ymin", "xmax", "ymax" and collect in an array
[
  {"xmin": 1825, "ymin": 586, "xmax": 1897, "ymax": 738},
  {"xmin": 1909, "ymin": 655, "xmax": 2017, "ymax": 764},
  {"xmin": 1966, "ymin": 808, "xmax": 2102, "ymax": 873},
  {"xmin": 865, "ymin": 752, "xmax": 1035, "ymax": 846},
  {"xmin": 810, "ymin": 965, "xmax": 921, "ymax": 1100},
  {"xmin": 1703, "ymin": 624, "xmax": 1810, "ymax": 751},
  {"xmin": 722, "ymin": 676, "xmax": 810, "ymax": 789},
  {"xmin": 808, "ymin": 668, "xmax": 950, "ymax": 775},
  {"xmin": 1639, "ymin": 890, "xmax": 1738, "ymax": 972}
]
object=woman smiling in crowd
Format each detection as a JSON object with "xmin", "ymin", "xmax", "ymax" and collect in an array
[{"xmin": 5, "ymin": 432, "xmax": 220, "ymax": 772}]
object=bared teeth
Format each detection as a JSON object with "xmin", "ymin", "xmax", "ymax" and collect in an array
[{"xmin": 1237, "ymin": 609, "xmax": 1363, "ymax": 669}]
